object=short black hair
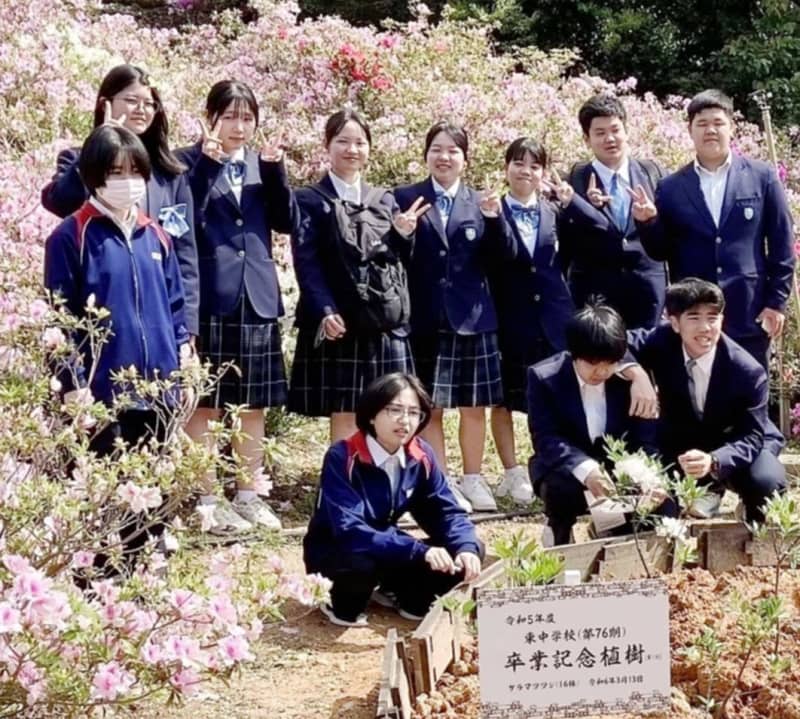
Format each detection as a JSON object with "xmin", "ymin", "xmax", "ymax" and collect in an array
[
  {"xmin": 578, "ymin": 94, "xmax": 627, "ymax": 135},
  {"xmin": 687, "ymin": 89, "xmax": 734, "ymax": 124},
  {"xmin": 205, "ymin": 80, "xmax": 259, "ymax": 127},
  {"xmin": 504, "ymin": 137, "xmax": 548, "ymax": 168},
  {"xmin": 324, "ymin": 108, "xmax": 372, "ymax": 147},
  {"xmin": 423, "ymin": 121, "xmax": 468, "ymax": 162},
  {"xmin": 355, "ymin": 372, "xmax": 432, "ymax": 437},
  {"xmin": 665, "ymin": 278, "xmax": 725, "ymax": 316},
  {"xmin": 565, "ymin": 301, "xmax": 627, "ymax": 363},
  {"xmin": 79, "ymin": 125, "xmax": 151, "ymax": 193}
]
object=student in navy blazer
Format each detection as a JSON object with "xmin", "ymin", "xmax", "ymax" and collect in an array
[
  {"xmin": 628, "ymin": 278, "xmax": 785, "ymax": 522},
  {"xmin": 394, "ymin": 121, "xmax": 515, "ymax": 513},
  {"xmin": 632, "ymin": 90, "xmax": 795, "ymax": 370},
  {"xmin": 177, "ymin": 81, "xmax": 298, "ymax": 534},
  {"xmin": 564, "ymin": 95, "xmax": 667, "ymax": 330},
  {"xmin": 40, "ymin": 64, "xmax": 200, "ymax": 337},
  {"xmin": 488, "ymin": 137, "xmax": 608, "ymax": 506},
  {"xmin": 527, "ymin": 303, "xmax": 674, "ymax": 546}
]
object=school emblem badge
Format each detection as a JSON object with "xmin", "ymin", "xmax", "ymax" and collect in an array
[
  {"xmin": 465, "ymin": 228, "xmax": 477, "ymax": 241},
  {"xmin": 744, "ymin": 207, "xmax": 754, "ymax": 220}
]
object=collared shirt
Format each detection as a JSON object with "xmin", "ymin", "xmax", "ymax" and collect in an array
[
  {"xmin": 694, "ymin": 153, "xmax": 732, "ymax": 227},
  {"xmin": 329, "ymin": 170, "xmax": 362, "ymax": 205},
  {"xmin": 591, "ymin": 157, "xmax": 631, "ymax": 192},
  {"xmin": 572, "ymin": 366, "xmax": 607, "ymax": 484},
  {"xmin": 366, "ymin": 434, "xmax": 407, "ymax": 495},
  {"xmin": 505, "ymin": 194, "xmax": 539, "ymax": 256},
  {"xmin": 431, "ymin": 177, "xmax": 460, "ymax": 224},
  {"xmin": 226, "ymin": 147, "xmax": 246, "ymax": 204},
  {"xmin": 89, "ymin": 196, "xmax": 137, "ymax": 242},
  {"xmin": 682, "ymin": 345, "xmax": 716, "ymax": 414}
]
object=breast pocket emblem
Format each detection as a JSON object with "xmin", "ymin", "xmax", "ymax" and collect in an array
[{"xmin": 743, "ymin": 207, "xmax": 754, "ymax": 221}]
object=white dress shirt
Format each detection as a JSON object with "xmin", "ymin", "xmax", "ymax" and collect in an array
[
  {"xmin": 329, "ymin": 170, "xmax": 362, "ymax": 205},
  {"xmin": 683, "ymin": 346, "xmax": 716, "ymax": 414},
  {"xmin": 591, "ymin": 156, "xmax": 631, "ymax": 192},
  {"xmin": 694, "ymin": 154, "xmax": 732, "ymax": 227},
  {"xmin": 366, "ymin": 434, "xmax": 407, "ymax": 495},
  {"xmin": 89, "ymin": 196, "xmax": 137, "ymax": 242},
  {"xmin": 572, "ymin": 367, "xmax": 607, "ymax": 484},
  {"xmin": 505, "ymin": 194, "xmax": 539, "ymax": 256},
  {"xmin": 431, "ymin": 177, "xmax": 460, "ymax": 224}
]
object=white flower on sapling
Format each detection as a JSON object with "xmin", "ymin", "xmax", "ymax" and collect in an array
[{"xmin": 656, "ymin": 517, "xmax": 689, "ymax": 542}]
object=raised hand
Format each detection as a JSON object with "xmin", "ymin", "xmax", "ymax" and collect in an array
[
  {"xmin": 541, "ymin": 168, "xmax": 574, "ymax": 205},
  {"xmin": 257, "ymin": 127, "xmax": 285, "ymax": 162},
  {"xmin": 479, "ymin": 189, "xmax": 502, "ymax": 217},
  {"xmin": 102, "ymin": 100, "xmax": 126, "ymax": 128},
  {"xmin": 393, "ymin": 196, "xmax": 431, "ymax": 237},
  {"xmin": 586, "ymin": 172, "xmax": 612, "ymax": 208},
  {"xmin": 626, "ymin": 184, "xmax": 657, "ymax": 222},
  {"xmin": 199, "ymin": 118, "xmax": 228, "ymax": 162}
]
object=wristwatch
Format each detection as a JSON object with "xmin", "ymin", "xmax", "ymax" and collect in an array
[{"xmin": 709, "ymin": 454, "xmax": 720, "ymax": 480}]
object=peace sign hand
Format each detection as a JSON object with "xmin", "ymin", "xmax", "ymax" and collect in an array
[
  {"xmin": 199, "ymin": 119, "xmax": 228, "ymax": 162},
  {"xmin": 393, "ymin": 196, "xmax": 431, "ymax": 237},
  {"xmin": 587, "ymin": 172, "xmax": 612, "ymax": 208},
  {"xmin": 257, "ymin": 128, "xmax": 285, "ymax": 162},
  {"xmin": 102, "ymin": 100, "xmax": 126, "ymax": 128},
  {"xmin": 479, "ymin": 189, "xmax": 502, "ymax": 217},
  {"xmin": 626, "ymin": 184, "xmax": 658, "ymax": 222},
  {"xmin": 541, "ymin": 168, "xmax": 574, "ymax": 205}
]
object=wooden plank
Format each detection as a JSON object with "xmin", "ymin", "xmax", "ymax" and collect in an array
[
  {"xmin": 698, "ymin": 524, "xmax": 752, "ymax": 573},
  {"xmin": 406, "ymin": 636, "xmax": 428, "ymax": 701},
  {"xmin": 390, "ymin": 657, "xmax": 412, "ymax": 719},
  {"xmin": 377, "ymin": 628, "xmax": 401, "ymax": 718},
  {"xmin": 410, "ymin": 604, "xmax": 459, "ymax": 695}
]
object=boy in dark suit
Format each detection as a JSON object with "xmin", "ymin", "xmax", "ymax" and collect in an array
[
  {"xmin": 527, "ymin": 303, "xmax": 673, "ymax": 546},
  {"xmin": 564, "ymin": 94, "xmax": 667, "ymax": 330},
  {"xmin": 629, "ymin": 278, "xmax": 786, "ymax": 520},
  {"xmin": 631, "ymin": 89, "xmax": 795, "ymax": 370}
]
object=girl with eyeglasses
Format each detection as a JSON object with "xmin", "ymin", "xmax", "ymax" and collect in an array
[
  {"xmin": 41, "ymin": 63, "xmax": 200, "ymax": 338},
  {"xmin": 304, "ymin": 372, "xmax": 483, "ymax": 628}
]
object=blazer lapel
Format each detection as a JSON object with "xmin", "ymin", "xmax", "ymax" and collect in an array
[
  {"xmin": 556, "ymin": 358, "xmax": 592, "ymax": 446},
  {"xmin": 533, "ymin": 199, "xmax": 556, "ymax": 266},
  {"xmin": 701, "ymin": 344, "xmax": 727, "ymax": 422},
  {"xmin": 679, "ymin": 164, "xmax": 717, "ymax": 232},
  {"xmin": 446, "ymin": 181, "xmax": 472, "ymax": 242},
  {"xmin": 718, "ymin": 156, "xmax": 744, "ymax": 230},
  {"xmin": 604, "ymin": 378, "xmax": 628, "ymax": 439},
  {"xmin": 238, "ymin": 148, "xmax": 262, "ymax": 212},
  {"xmin": 420, "ymin": 177, "xmax": 448, "ymax": 248}
]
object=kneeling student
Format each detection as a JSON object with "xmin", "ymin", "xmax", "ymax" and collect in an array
[
  {"xmin": 628, "ymin": 278, "xmax": 785, "ymax": 521},
  {"xmin": 304, "ymin": 372, "xmax": 483, "ymax": 627},
  {"xmin": 527, "ymin": 303, "xmax": 676, "ymax": 546}
]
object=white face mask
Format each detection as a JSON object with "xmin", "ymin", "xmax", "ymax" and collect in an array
[{"xmin": 96, "ymin": 177, "xmax": 147, "ymax": 211}]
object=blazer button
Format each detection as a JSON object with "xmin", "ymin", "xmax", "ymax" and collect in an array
[
  {"xmin": 235, "ymin": 218, "xmax": 244, "ymax": 227},
  {"xmin": 621, "ymin": 238, "xmax": 628, "ymax": 246},
  {"xmin": 530, "ymin": 266, "xmax": 536, "ymax": 273},
  {"xmin": 533, "ymin": 294, "xmax": 541, "ymax": 301},
  {"xmin": 717, "ymin": 266, "xmax": 723, "ymax": 274},
  {"xmin": 238, "ymin": 250, "xmax": 245, "ymax": 258},
  {"xmin": 439, "ymin": 278, "xmax": 447, "ymax": 287},
  {"xmin": 439, "ymin": 250, "xmax": 446, "ymax": 257},
  {"xmin": 716, "ymin": 236, "xmax": 722, "ymax": 244}
]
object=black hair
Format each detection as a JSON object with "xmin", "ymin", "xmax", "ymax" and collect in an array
[
  {"xmin": 504, "ymin": 137, "xmax": 548, "ymax": 167},
  {"xmin": 423, "ymin": 121, "xmax": 469, "ymax": 162},
  {"xmin": 565, "ymin": 301, "xmax": 627, "ymax": 363},
  {"xmin": 324, "ymin": 108, "xmax": 372, "ymax": 147},
  {"xmin": 355, "ymin": 372, "xmax": 432, "ymax": 437},
  {"xmin": 687, "ymin": 89, "xmax": 734, "ymax": 124},
  {"xmin": 578, "ymin": 94, "xmax": 627, "ymax": 135},
  {"xmin": 664, "ymin": 278, "xmax": 726, "ymax": 316},
  {"xmin": 79, "ymin": 125, "xmax": 151, "ymax": 193},
  {"xmin": 205, "ymin": 80, "xmax": 260, "ymax": 128},
  {"xmin": 93, "ymin": 64, "xmax": 185, "ymax": 177}
]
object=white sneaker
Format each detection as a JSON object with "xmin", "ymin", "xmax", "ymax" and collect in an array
[
  {"xmin": 203, "ymin": 499, "xmax": 253, "ymax": 536},
  {"xmin": 320, "ymin": 603, "xmax": 368, "ymax": 628},
  {"xmin": 495, "ymin": 465, "xmax": 534, "ymax": 505},
  {"xmin": 446, "ymin": 476, "xmax": 473, "ymax": 514},
  {"xmin": 232, "ymin": 496, "xmax": 282, "ymax": 530},
  {"xmin": 688, "ymin": 493, "xmax": 723, "ymax": 519},
  {"xmin": 460, "ymin": 474, "xmax": 498, "ymax": 512}
]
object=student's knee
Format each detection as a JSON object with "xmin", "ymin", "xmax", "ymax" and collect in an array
[
  {"xmin": 540, "ymin": 473, "xmax": 587, "ymax": 521},
  {"xmin": 748, "ymin": 451, "xmax": 787, "ymax": 499}
]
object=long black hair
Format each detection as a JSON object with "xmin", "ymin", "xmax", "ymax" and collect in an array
[{"xmin": 93, "ymin": 64, "xmax": 185, "ymax": 177}]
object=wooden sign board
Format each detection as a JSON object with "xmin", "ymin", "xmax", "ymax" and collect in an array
[{"xmin": 477, "ymin": 579, "xmax": 670, "ymax": 718}]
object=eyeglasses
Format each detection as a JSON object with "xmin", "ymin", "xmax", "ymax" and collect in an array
[
  {"xmin": 383, "ymin": 404, "xmax": 424, "ymax": 423},
  {"xmin": 116, "ymin": 95, "xmax": 159, "ymax": 113}
]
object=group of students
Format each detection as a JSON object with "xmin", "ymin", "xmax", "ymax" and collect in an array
[{"xmin": 40, "ymin": 64, "xmax": 794, "ymax": 623}]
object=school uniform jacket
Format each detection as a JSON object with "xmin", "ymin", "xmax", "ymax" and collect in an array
[
  {"xmin": 526, "ymin": 351, "xmax": 657, "ymax": 487},
  {"xmin": 303, "ymin": 432, "xmax": 480, "ymax": 572},
  {"xmin": 44, "ymin": 203, "xmax": 189, "ymax": 405},
  {"xmin": 393, "ymin": 178, "xmax": 515, "ymax": 336},
  {"xmin": 40, "ymin": 146, "xmax": 200, "ymax": 335},
  {"xmin": 565, "ymin": 159, "xmax": 668, "ymax": 329},
  {"xmin": 491, "ymin": 194, "xmax": 607, "ymax": 354},
  {"xmin": 638, "ymin": 155, "xmax": 795, "ymax": 342},
  {"xmin": 627, "ymin": 325, "xmax": 784, "ymax": 481},
  {"xmin": 291, "ymin": 173, "xmax": 408, "ymax": 331},
  {"xmin": 176, "ymin": 142, "xmax": 298, "ymax": 320}
]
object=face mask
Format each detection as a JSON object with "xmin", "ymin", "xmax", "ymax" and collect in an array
[{"xmin": 96, "ymin": 177, "xmax": 146, "ymax": 211}]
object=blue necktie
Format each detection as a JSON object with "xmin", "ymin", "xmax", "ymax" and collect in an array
[
  {"xmin": 686, "ymin": 358, "xmax": 703, "ymax": 418},
  {"xmin": 226, "ymin": 160, "xmax": 246, "ymax": 185},
  {"xmin": 511, "ymin": 205, "xmax": 540, "ymax": 231},
  {"xmin": 609, "ymin": 173, "xmax": 629, "ymax": 231},
  {"xmin": 436, "ymin": 192, "xmax": 452, "ymax": 216}
]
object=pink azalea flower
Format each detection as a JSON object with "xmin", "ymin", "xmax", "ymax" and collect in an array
[
  {"xmin": 208, "ymin": 594, "xmax": 238, "ymax": 626},
  {"xmin": 71, "ymin": 550, "xmax": 95, "ymax": 569},
  {"xmin": 170, "ymin": 667, "xmax": 201, "ymax": 696},
  {"xmin": 116, "ymin": 482, "xmax": 162, "ymax": 514},
  {"xmin": 41, "ymin": 327, "xmax": 65, "ymax": 349},
  {"xmin": 218, "ymin": 635, "xmax": 254, "ymax": 665},
  {"xmin": 27, "ymin": 299, "xmax": 49, "ymax": 322},
  {"xmin": 91, "ymin": 661, "xmax": 135, "ymax": 701},
  {"xmin": 0, "ymin": 602, "xmax": 22, "ymax": 634}
]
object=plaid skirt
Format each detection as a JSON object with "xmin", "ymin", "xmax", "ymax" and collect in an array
[
  {"xmin": 498, "ymin": 333, "xmax": 555, "ymax": 413},
  {"xmin": 412, "ymin": 330, "xmax": 503, "ymax": 408},
  {"xmin": 288, "ymin": 328, "xmax": 415, "ymax": 416},
  {"xmin": 197, "ymin": 297, "xmax": 288, "ymax": 410}
]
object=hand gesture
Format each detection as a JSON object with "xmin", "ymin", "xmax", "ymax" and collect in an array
[
  {"xmin": 585, "ymin": 470, "xmax": 615, "ymax": 499},
  {"xmin": 626, "ymin": 184, "xmax": 657, "ymax": 222},
  {"xmin": 479, "ymin": 189, "xmax": 502, "ymax": 217},
  {"xmin": 757, "ymin": 307, "xmax": 785, "ymax": 338},
  {"xmin": 586, "ymin": 172, "xmax": 612, "ymax": 208},
  {"xmin": 678, "ymin": 449, "xmax": 712, "ymax": 478},
  {"xmin": 257, "ymin": 127, "xmax": 285, "ymax": 163},
  {"xmin": 393, "ymin": 196, "xmax": 431, "ymax": 237},
  {"xmin": 454, "ymin": 552, "xmax": 482, "ymax": 582},
  {"xmin": 199, "ymin": 119, "xmax": 228, "ymax": 162},
  {"xmin": 322, "ymin": 313, "xmax": 347, "ymax": 341},
  {"xmin": 425, "ymin": 546, "xmax": 457, "ymax": 574},
  {"xmin": 102, "ymin": 100, "xmax": 126, "ymax": 128},
  {"xmin": 542, "ymin": 168, "xmax": 574, "ymax": 205}
]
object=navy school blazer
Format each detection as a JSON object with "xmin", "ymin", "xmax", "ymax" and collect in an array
[
  {"xmin": 627, "ymin": 325, "xmax": 784, "ymax": 481},
  {"xmin": 564, "ymin": 159, "xmax": 668, "ymax": 330},
  {"xmin": 393, "ymin": 178, "xmax": 515, "ymax": 336},
  {"xmin": 637, "ymin": 155, "xmax": 795, "ymax": 341},
  {"xmin": 490, "ymin": 193, "xmax": 607, "ymax": 354},
  {"xmin": 291, "ymin": 173, "xmax": 408, "ymax": 331},
  {"xmin": 40, "ymin": 146, "xmax": 200, "ymax": 335},
  {"xmin": 176, "ymin": 142, "xmax": 298, "ymax": 320},
  {"xmin": 526, "ymin": 351, "xmax": 657, "ymax": 486}
]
